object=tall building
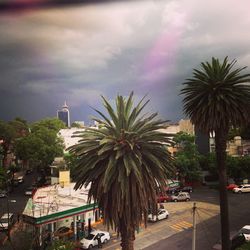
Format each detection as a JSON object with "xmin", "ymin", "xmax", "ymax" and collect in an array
[{"xmin": 57, "ymin": 101, "xmax": 70, "ymax": 127}]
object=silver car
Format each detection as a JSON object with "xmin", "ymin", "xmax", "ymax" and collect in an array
[
  {"xmin": 233, "ymin": 184, "xmax": 250, "ymax": 194},
  {"xmin": 171, "ymin": 192, "xmax": 190, "ymax": 202}
]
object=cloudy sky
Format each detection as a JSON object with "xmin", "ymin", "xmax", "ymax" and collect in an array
[{"xmin": 1, "ymin": 0, "xmax": 250, "ymax": 125}]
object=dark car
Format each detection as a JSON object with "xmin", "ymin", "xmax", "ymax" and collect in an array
[
  {"xmin": 178, "ymin": 186, "xmax": 193, "ymax": 193},
  {"xmin": 25, "ymin": 186, "xmax": 35, "ymax": 196},
  {"xmin": 165, "ymin": 187, "xmax": 180, "ymax": 195},
  {"xmin": 0, "ymin": 189, "xmax": 7, "ymax": 198},
  {"xmin": 25, "ymin": 169, "xmax": 33, "ymax": 175},
  {"xmin": 34, "ymin": 176, "xmax": 47, "ymax": 187}
]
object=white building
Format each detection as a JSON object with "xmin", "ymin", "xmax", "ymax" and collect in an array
[
  {"xmin": 22, "ymin": 183, "xmax": 100, "ymax": 244},
  {"xmin": 58, "ymin": 128, "xmax": 85, "ymax": 152}
]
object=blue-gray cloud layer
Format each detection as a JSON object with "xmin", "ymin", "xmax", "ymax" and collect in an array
[{"xmin": 0, "ymin": 0, "xmax": 250, "ymax": 124}]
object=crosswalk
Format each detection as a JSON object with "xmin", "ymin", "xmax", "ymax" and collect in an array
[{"xmin": 169, "ymin": 221, "xmax": 193, "ymax": 232}]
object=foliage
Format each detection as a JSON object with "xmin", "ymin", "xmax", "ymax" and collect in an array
[
  {"xmin": 181, "ymin": 57, "xmax": 250, "ymax": 134},
  {"xmin": 71, "ymin": 122, "xmax": 82, "ymax": 128},
  {"xmin": 240, "ymin": 124, "xmax": 250, "ymax": 139},
  {"xmin": 228, "ymin": 124, "xmax": 250, "ymax": 140},
  {"xmin": 235, "ymin": 242, "xmax": 250, "ymax": 250},
  {"xmin": 64, "ymin": 152, "xmax": 78, "ymax": 171},
  {"xmin": 0, "ymin": 120, "xmax": 16, "ymax": 167},
  {"xmin": 202, "ymin": 153, "xmax": 250, "ymax": 180},
  {"xmin": 0, "ymin": 166, "xmax": 7, "ymax": 188},
  {"xmin": 181, "ymin": 56, "xmax": 250, "ymax": 250},
  {"xmin": 14, "ymin": 118, "xmax": 64, "ymax": 170},
  {"xmin": 172, "ymin": 132, "xmax": 202, "ymax": 182},
  {"xmin": 46, "ymin": 239, "xmax": 75, "ymax": 250},
  {"xmin": 31, "ymin": 117, "xmax": 65, "ymax": 133},
  {"xmin": 228, "ymin": 127, "xmax": 242, "ymax": 141},
  {"xmin": 70, "ymin": 92, "xmax": 175, "ymax": 249}
]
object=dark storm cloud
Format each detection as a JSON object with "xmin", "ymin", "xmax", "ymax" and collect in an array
[{"xmin": 0, "ymin": 0, "xmax": 250, "ymax": 124}]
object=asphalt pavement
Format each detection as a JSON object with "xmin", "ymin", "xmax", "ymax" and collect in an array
[
  {"xmin": 0, "ymin": 171, "xmax": 38, "ymax": 244},
  {"xmin": 95, "ymin": 187, "xmax": 250, "ymax": 250}
]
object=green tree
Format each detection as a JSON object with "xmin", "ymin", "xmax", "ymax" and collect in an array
[
  {"xmin": 31, "ymin": 117, "xmax": 65, "ymax": 133},
  {"xmin": 32, "ymin": 127, "xmax": 64, "ymax": 170},
  {"xmin": 181, "ymin": 57, "xmax": 250, "ymax": 250},
  {"xmin": 70, "ymin": 92, "xmax": 175, "ymax": 250},
  {"xmin": 14, "ymin": 134, "xmax": 44, "ymax": 169},
  {"xmin": 64, "ymin": 152, "xmax": 78, "ymax": 171},
  {"xmin": 14, "ymin": 118, "xmax": 64, "ymax": 171},
  {"xmin": 0, "ymin": 166, "xmax": 7, "ymax": 188},
  {"xmin": 173, "ymin": 132, "xmax": 201, "ymax": 182},
  {"xmin": 71, "ymin": 122, "xmax": 82, "ymax": 128},
  {"xmin": 0, "ymin": 120, "xmax": 16, "ymax": 167},
  {"xmin": 46, "ymin": 239, "xmax": 75, "ymax": 250}
]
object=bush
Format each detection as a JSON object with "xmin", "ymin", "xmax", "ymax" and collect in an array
[{"xmin": 235, "ymin": 241, "xmax": 250, "ymax": 250}]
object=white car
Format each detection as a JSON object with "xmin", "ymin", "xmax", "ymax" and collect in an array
[
  {"xmin": 171, "ymin": 192, "xmax": 191, "ymax": 202},
  {"xmin": 148, "ymin": 208, "xmax": 169, "ymax": 222},
  {"xmin": 238, "ymin": 225, "xmax": 250, "ymax": 241},
  {"xmin": 0, "ymin": 213, "xmax": 14, "ymax": 230},
  {"xmin": 233, "ymin": 184, "xmax": 250, "ymax": 193},
  {"xmin": 80, "ymin": 230, "xmax": 110, "ymax": 249}
]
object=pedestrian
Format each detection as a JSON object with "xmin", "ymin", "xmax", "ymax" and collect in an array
[
  {"xmin": 159, "ymin": 203, "xmax": 164, "ymax": 209},
  {"xmin": 96, "ymin": 233, "xmax": 102, "ymax": 248}
]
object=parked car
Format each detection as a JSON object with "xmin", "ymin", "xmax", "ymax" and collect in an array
[
  {"xmin": 35, "ymin": 176, "xmax": 47, "ymax": 187},
  {"xmin": 165, "ymin": 187, "xmax": 179, "ymax": 195},
  {"xmin": 80, "ymin": 230, "xmax": 110, "ymax": 249},
  {"xmin": 54, "ymin": 226, "xmax": 74, "ymax": 239},
  {"xmin": 171, "ymin": 192, "xmax": 190, "ymax": 202},
  {"xmin": 231, "ymin": 225, "xmax": 250, "ymax": 249},
  {"xmin": 0, "ymin": 189, "xmax": 7, "ymax": 198},
  {"xmin": 0, "ymin": 213, "xmax": 14, "ymax": 231},
  {"xmin": 177, "ymin": 186, "xmax": 193, "ymax": 193},
  {"xmin": 233, "ymin": 184, "xmax": 250, "ymax": 194},
  {"xmin": 25, "ymin": 186, "xmax": 35, "ymax": 196},
  {"xmin": 237, "ymin": 225, "xmax": 250, "ymax": 241},
  {"xmin": 148, "ymin": 208, "xmax": 169, "ymax": 222},
  {"xmin": 231, "ymin": 234, "xmax": 246, "ymax": 250},
  {"xmin": 157, "ymin": 194, "xmax": 171, "ymax": 203},
  {"xmin": 25, "ymin": 169, "xmax": 33, "ymax": 175},
  {"xmin": 226, "ymin": 183, "xmax": 238, "ymax": 191}
]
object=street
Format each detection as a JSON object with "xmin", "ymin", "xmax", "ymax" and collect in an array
[
  {"xmin": 0, "ymin": 171, "xmax": 37, "ymax": 243},
  {"xmin": 143, "ymin": 188, "xmax": 250, "ymax": 250},
  {"xmin": 1, "ymin": 184, "xmax": 250, "ymax": 250},
  {"xmin": 103, "ymin": 187, "xmax": 250, "ymax": 250}
]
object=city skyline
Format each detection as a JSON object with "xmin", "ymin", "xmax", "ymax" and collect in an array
[{"xmin": 1, "ymin": 0, "xmax": 250, "ymax": 124}]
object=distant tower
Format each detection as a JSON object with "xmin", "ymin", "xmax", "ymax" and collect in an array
[{"xmin": 57, "ymin": 101, "xmax": 70, "ymax": 127}]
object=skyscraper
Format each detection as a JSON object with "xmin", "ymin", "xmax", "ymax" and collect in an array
[{"xmin": 57, "ymin": 101, "xmax": 70, "ymax": 127}]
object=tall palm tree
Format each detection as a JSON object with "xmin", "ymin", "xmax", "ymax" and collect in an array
[
  {"xmin": 181, "ymin": 57, "xmax": 250, "ymax": 250},
  {"xmin": 69, "ymin": 92, "xmax": 175, "ymax": 250}
]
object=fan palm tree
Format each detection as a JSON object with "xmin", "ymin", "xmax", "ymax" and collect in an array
[
  {"xmin": 181, "ymin": 57, "xmax": 250, "ymax": 250},
  {"xmin": 69, "ymin": 92, "xmax": 175, "ymax": 250}
]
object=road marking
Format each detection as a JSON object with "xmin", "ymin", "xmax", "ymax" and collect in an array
[{"xmin": 170, "ymin": 221, "xmax": 193, "ymax": 232}]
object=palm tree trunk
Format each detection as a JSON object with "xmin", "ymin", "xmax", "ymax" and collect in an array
[
  {"xmin": 215, "ymin": 129, "xmax": 230, "ymax": 250},
  {"xmin": 120, "ymin": 219, "xmax": 135, "ymax": 250}
]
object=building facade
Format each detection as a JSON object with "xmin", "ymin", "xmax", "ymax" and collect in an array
[{"xmin": 57, "ymin": 102, "xmax": 70, "ymax": 127}]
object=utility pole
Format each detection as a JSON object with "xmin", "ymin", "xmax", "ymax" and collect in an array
[{"xmin": 192, "ymin": 202, "xmax": 197, "ymax": 250}]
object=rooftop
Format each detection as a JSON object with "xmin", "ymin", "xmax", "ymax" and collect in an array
[{"xmin": 23, "ymin": 183, "xmax": 95, "ymax": 225}]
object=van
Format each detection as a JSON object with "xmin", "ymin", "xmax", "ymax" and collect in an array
[{"xmin": 0, "ymin": 213, "xmax": 14, "ymax": 230}]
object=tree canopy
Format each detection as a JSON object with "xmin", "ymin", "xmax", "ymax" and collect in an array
[
  {"xmin": 173, "ymin": 132, "xmax": 201, "ymax": 182},
  {"xmin": 70, "ymin": 92, "xmax": 175, "ymax": 250}
]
